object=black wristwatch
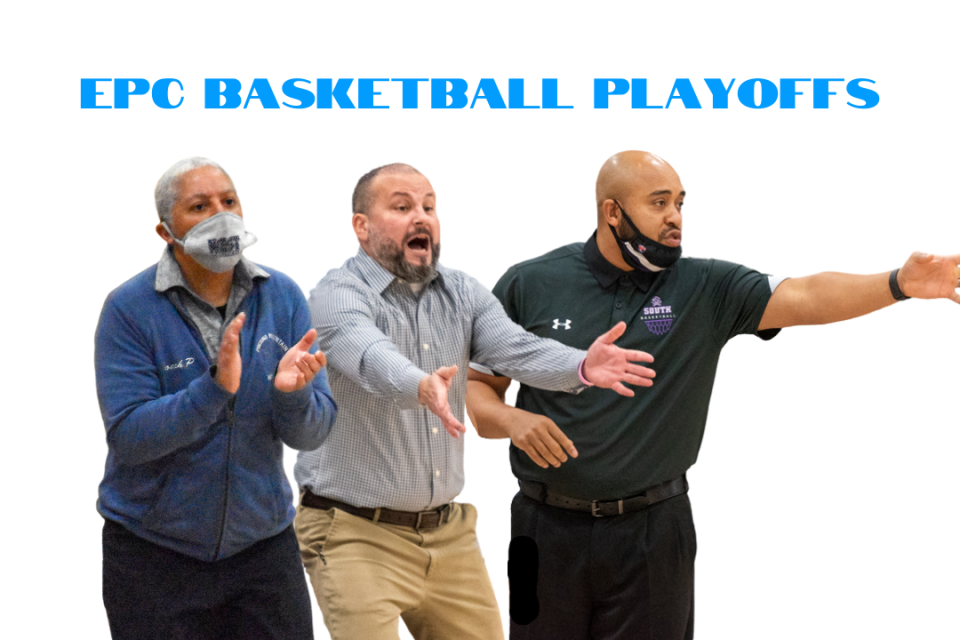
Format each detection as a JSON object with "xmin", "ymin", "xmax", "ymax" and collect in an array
[{"xmin": 889, "ymin": 269, "xmax": 910, "ymax": 301}]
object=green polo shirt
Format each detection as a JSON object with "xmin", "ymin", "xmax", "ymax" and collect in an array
[{"xmin": 488, "ymin": 233, "xmax": 779, "ymax": 500}]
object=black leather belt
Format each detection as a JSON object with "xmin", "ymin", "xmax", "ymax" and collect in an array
[
  {"xmin": 519, "ymin": 475, "xmax": 688, "ymax": 517},
  {"xmin": 300, "ymin": 490, "xmax": 451, "ymax": 530}
]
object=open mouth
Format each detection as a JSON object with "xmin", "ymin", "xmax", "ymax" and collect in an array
[{"xmin": 406, "ymin": 234, "xmax": 431, "ymax": 254}]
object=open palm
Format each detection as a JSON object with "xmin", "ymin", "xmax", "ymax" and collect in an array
[
  {"xmin": 900, "ymin": 252, "xmax": 960, "ymax": 303},
  {"xmin": 274, "ymin": 329, "xmax": 327, "ymax": 392}
]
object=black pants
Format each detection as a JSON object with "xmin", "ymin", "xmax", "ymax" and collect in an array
[
  {"xmin": 102, "ymin": 519, "xmax": 313, "ymax": 640},
  {"xmin": 510, "ymin": 491, "xmax": 696, "ymax": 640}
]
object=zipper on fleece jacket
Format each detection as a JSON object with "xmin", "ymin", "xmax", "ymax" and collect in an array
[
  {"xmin": 212, "ymin": 394, "xmax": 236, "ymax": 561},
  {"xmin": 212, "ymin": 323, "xmax": 243, "ymax": 561}
]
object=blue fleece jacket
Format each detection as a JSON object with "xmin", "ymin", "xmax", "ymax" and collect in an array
[{"xmin": 95, "ymin": 263, "xmax": 336, "ymax": 561}]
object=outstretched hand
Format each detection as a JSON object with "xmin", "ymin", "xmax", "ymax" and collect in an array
[
  {"xmin": 274, "ymin": 328, "xmax": 328, "ymax": 392},
  {"xmin": 899, "ymin": 252, "xmax": 960, "ymax": 304},
  {"xmin": 419, "ymin": 365, "xmax": 466, "ymax": 438},
  {"xmin": 582, "ymin": 322, "xmax": 656, "ymax": 397}
]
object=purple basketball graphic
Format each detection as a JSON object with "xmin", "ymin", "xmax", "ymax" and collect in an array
[{"xmin": 644, "ymin": 318, "xmax": 673, "ymax": 336}]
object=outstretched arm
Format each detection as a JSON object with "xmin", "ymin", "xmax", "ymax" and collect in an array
[
  {"xmin": 469, "ymin": 276, "xmax": 655, "ymax": 395},
  {"xmin": 311, "ymin": 276, "xmax": 471, "ymax": 438},
  {"xmin": 311, "ymin": 276, "xmax": 429, "ymax": 409},
  {"xmin": 759, "ymin": 252, "xmax": 960, "ymax": 330}
]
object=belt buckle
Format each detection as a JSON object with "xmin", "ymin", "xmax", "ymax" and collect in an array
[{"xmin": 590, "ymin": 500, "xmax": 602, "ymax": 518}]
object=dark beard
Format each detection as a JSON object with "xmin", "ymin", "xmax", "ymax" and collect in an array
[{"xmin": 369, "ymin": 225, "xmax": 440, "ymax": 284}]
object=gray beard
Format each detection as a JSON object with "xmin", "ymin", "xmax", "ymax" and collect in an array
[{"xmin": 369, "ymin": 227, "xmax": 440, "ymax": 284}]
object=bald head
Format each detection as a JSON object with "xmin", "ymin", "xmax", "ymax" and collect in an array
[
  {"xmin": 597, "ymin": 151, "xmax": 680, "ymax": 215},
  {"xmin": 353, "ymin": 163, "xmax": 423, "ymax": 214},
  {"xmin": 596, "ymin": 151, "xmax": 680, "ymax": 217}
]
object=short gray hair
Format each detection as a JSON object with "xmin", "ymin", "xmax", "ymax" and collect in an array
[{"xmin": 155, "ymin": 157, "xmax": 230, "ymax": 224}]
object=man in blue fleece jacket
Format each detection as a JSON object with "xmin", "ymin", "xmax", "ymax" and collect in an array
[{"xmin": 95, "ymin": 157, "xmax": 337, "ymax": 640}]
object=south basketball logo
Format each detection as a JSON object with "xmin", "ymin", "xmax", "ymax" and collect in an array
[{"xmin": 642, "ymin": 296, "xmax": 676, "ymax": 336}]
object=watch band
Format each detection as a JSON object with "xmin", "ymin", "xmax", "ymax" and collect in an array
[{"xmin": 889, "ymin": 269, "xmax": 910, "ymax": 301}]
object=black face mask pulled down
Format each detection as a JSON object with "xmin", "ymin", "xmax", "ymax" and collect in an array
[{"xmin": 609, "ymin": 201, "xmax": 682, "ymax": 272}]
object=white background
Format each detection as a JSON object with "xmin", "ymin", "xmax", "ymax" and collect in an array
[{"xmin": 3, "ymin": 1, "xmax": 958, "ymax": 638}]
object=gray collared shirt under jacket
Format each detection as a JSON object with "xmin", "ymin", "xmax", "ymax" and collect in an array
[
  {"xmin": 294, "ymin": 248, "xmax": 585, "ymax": 511},
  {"xmin": 155, "ymin": 247, "xmax": 270, "ymax": 361}
]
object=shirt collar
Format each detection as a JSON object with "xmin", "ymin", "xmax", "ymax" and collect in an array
[
  {"xmin": 354, "ymin": 247, "xmax": 443, "ymax": 295},
  {"xmin": 583, "ymin": 231, "xmax": 657, "ymax": 293},
  {"xmin": 154, "ymin": 245, "xmax": 269, "ymax": 294}
]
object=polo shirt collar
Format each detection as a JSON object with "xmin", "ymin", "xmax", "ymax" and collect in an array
[
  {"xmin": 355, "ymin": 247, "xmax": 444, "ymax": 294},
  {"xmin": 154, "ymin": 245, "xmax": 269, "ymax": 294},
  {"xmin": 583, "ymin": 231, "xmax": 657, "ymax": 293}
]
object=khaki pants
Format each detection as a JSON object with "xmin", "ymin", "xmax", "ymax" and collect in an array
[{"xmin": 295, "ymin": 501, "xmax": 504, "ymax": 640}]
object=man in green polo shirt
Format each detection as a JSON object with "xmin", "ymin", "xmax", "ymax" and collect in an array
[{"xmin": 466, "ymin": 150, "xmax": 960, "ymax": 640}]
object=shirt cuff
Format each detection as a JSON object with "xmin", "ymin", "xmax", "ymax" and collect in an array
[
  {"xmin": 578, "ymin": 359, "xmax": 595, "ymax": 387},
  {"xmin": 396, "ymin": 366, "xmax": 428, "ymax": 411}
]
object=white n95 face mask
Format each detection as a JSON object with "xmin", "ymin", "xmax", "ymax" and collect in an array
[{"xmin": 163, "ymin": 212, "xmax": 257, "ymax": 273}]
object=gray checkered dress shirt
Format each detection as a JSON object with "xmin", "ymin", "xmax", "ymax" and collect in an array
[{"xmin": 294, "ymin": 248, "xmax": 585, "ymax": 510}]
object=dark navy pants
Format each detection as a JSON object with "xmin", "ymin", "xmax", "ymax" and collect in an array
[
  {"xmin": 510, "ymin": 491, "xmax": 696, "ymax": 640},
  {"xmin": 102, "ymin": 519, "xmax": 313, "ymax": 640}
]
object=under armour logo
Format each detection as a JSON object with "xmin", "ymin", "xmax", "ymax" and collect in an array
[{"xmin": 552, "ymin": 318, "xmax": 572, "ymax": 330}]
